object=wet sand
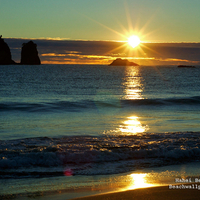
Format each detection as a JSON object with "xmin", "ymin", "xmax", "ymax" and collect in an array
[
  {"xmin": 3, "ymin": 163, "xmax": 200, "ymax": 200},
  {"xmin": 71, "ymin": 185, "xmax": 200, "ymax": 200}
]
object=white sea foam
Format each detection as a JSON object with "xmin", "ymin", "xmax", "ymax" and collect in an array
[{"xmin": 1, "ymin": 132, "xmax": 200, "ymax": 178}]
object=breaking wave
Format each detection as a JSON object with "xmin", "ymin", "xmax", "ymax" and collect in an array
[
  {"xmin": 1, "ymin": 96, "xmax": 200, "ymax": 113},
  {"xmin": 1, "ymin": 132, "xmax": 200, "ymax": 178}
]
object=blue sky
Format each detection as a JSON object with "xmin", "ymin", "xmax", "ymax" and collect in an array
[
  {"xmin": 1, "ymin": 0, "xmax": 200, "ymax": 42},
  {"xmin": 2, "ymin": 0, "xmax": 200, "ymax": 65}
]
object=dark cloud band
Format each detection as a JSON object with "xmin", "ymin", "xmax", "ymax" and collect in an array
[{"xmin": 5, "ymin": 38, "xmax": 200, "ymax": 65}]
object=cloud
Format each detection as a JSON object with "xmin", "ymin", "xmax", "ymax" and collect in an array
[
  {"xmin": 4, "ymin": 38, "xmax": 200, "ymax": 65},
  {"xmin": 41, "ymin": 53, "xmax": 69, "ymax": 57}
]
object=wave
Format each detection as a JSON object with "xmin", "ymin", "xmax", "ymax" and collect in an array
[
  {"xmin": 1, "ymin": 96, "xmax": 200, "ymax": 113},
  {"xmin": 122, "ymin": 96, "xmax": 200, "ymax": 106},
  {"xmin": 1, "ymin": 132, "xmax": 200, "ymax": 178},
  {"xmin": 0, "ymin": 100, "xmax": 96, "ymax": 112}
]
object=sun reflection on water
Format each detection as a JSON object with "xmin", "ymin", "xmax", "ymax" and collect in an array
[
  {"xmin": 123, "ymin": 66, "xmax": 143, "ymax": 100},
  {"xmin": 118, "ymin": 116, "xmax": 148, "ymax": 135}
]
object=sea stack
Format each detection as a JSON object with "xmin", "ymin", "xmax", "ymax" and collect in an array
[
  {"xmin": 20, "ymin": 41, "xmax": 41, "ymax": 65},
  {"xmin": 0, "ymin": 35, "xmax": 16, "ymax": 65},
  {"xmin": 109, "ymin": 58, "xmax": 139, "ymax": 66}
]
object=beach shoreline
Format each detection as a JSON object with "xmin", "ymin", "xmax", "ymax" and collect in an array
[
  {"xmin": 2, "ymin": 162, "xmax": 200, "ymax": 200},
  {"xmin": 70, "ymin": 184, "xmax": 200, "ymax": 200},
  {"xmin": 6, "ymin": 183, "xmax": 200, "ymax": 200}
]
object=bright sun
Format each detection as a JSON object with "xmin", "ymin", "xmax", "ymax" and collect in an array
[{"xmin": 128, "ymin": 35, "xmax": 141, "ymax": 48}]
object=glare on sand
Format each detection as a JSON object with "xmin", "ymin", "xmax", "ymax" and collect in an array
[{"xmin": 127, "ymin": 173, "xmax": 154, "ymax": 190}]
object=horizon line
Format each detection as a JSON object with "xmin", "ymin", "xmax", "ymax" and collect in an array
[{"xmin": 3, "ymin": 37, "xmax": 200, "ymax": 44}]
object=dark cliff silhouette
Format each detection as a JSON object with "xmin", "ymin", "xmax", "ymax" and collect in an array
[
  {"xmin": 0, "ymin": 35, "xmax": 16, "ymax": 64},
  {"xmin": 20, "ymin": 41, "xmax": 41, "ymax": 65},
  {"xmin": 0, "ymin": 36, "xmax": 41, "ymax": 65},
  {"xmin": 109, "ymin": 58, "xmax": 139, "ymax": 66}
]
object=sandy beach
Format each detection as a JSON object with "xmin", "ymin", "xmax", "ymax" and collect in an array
[
  {"xmin": 4, "ymin": 184, "xmax": 200, "ymax": 200},
  {"xmin": 71, "ymin": 185, "xmax": 200, "ymax": 200},
  {"xmin": 2, "ymin": 162, "xmax": 200, "ymax": 200}
]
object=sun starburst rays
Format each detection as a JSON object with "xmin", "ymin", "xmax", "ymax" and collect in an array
[{"xmin": 79, "ymin": 1, "xmax": 161, "ymax": 65}]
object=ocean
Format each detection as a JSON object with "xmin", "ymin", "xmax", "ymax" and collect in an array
[{"xmin": 1, "ymin": 64, "xmax": 200, "ymax": 199}]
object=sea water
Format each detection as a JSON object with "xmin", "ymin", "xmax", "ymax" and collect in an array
[{"xmin": 1, "ymin": 64, "xmax": 200, "ymax": 198}]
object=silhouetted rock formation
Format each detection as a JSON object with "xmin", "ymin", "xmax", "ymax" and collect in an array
[
  {"xmin": 0, "ymin": 35, "xmax": 16, "ymax": 65},
  {"xmin": 20, "ymin": 41, "xmax": 41, "ymax": 65},
  {"xmin": 178, "ymin": 65, "xmax": 195, "ymax": 68},
  {"xmin": 109, "ymin": 58, "xmax": 139, "ymax": 66}
]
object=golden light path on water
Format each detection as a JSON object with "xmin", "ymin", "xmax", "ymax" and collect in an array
[
  {"xmin": 123, "ymin": 66, "xmax": 143, "ymax": 100},
  {"xmin": 115, "ymin": 66, "xmax": 149, "ymax": 135},
  {"xmin": 119, "ymin": 67, "xmax": 152, "ymax": 189},
  {"xmin": 118, "ymin": 116, "xmax": 148, "ymax": 135},
  {"xmin": 116, "ymin": 67, "xmax": 156, "ymax": 190}
]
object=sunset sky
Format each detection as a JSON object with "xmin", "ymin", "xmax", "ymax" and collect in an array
[{"xmin": 1, "ymin": 0, "xmax": 200, "ymax": 65}]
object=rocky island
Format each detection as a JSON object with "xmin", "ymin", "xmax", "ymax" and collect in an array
[
  {"xmin": 0, "ymin": 35, "xmax": 16, "ymax": 65},
  {"xmin": 109, "ymin": 58, "xmax": 139, "ymax": 66},
  {"xmin": 20, "ymin": 41, "xmax": 41, "ymax": 65},
  {"xmin": 0, "ymin": 35, "xmax": 41, "ymax": 65}
]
